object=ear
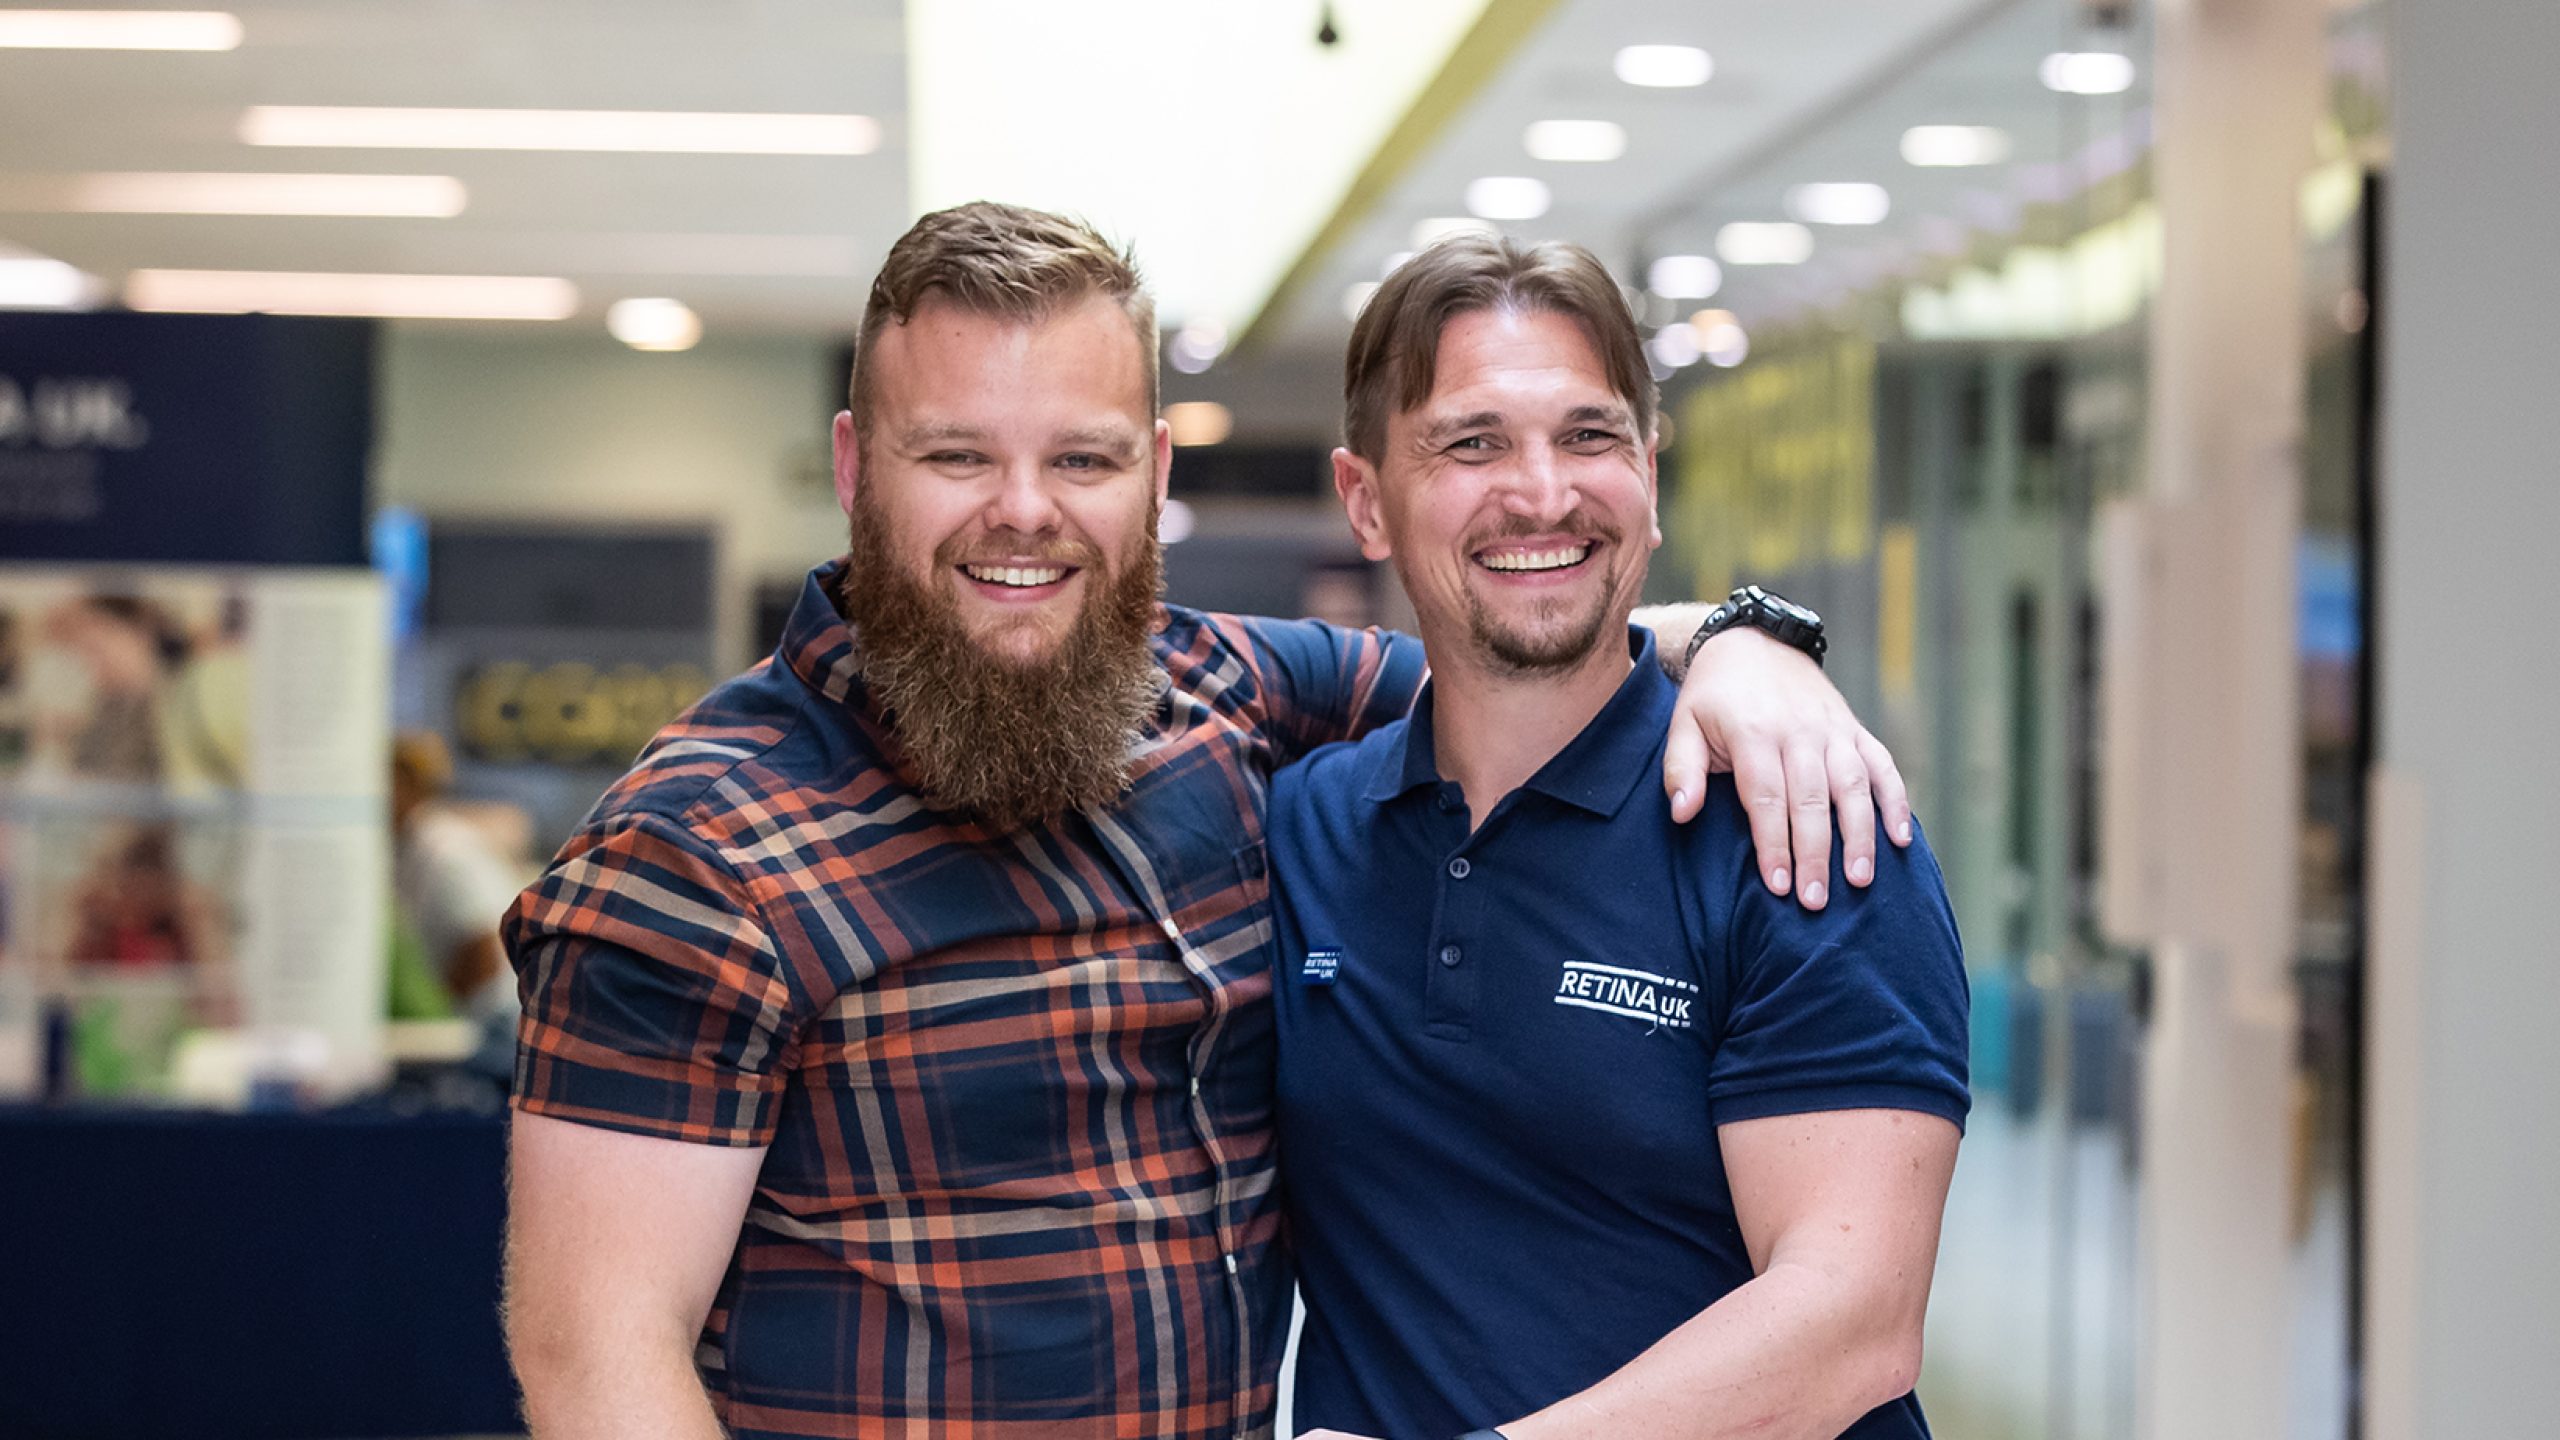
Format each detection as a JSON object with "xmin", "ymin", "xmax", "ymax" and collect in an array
[
  {"xmin": 1332, "ymin": 447, "xmax": 1393, "ymax": 562},
  {"xmin": 1152, "ymin": 417, "xmax": 1174, "ymax": 511},
  {"xmin": 831, "ymin": 410, "xmax": 863, "ymax": 515},
  {"xmin": 1644, "ymin": 430, "xmax": 1665, "ymax": 551}
]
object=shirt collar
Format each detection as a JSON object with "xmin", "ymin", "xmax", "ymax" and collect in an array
[
  {"xmin": 780, "ymin": 558, "xmax": 868, "ymax": 704},
  {"xmin": 1358, "ymin": 626, "xmax": 1671, "ymax": 819}
]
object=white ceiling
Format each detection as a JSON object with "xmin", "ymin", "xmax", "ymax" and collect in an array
[
  {"xmin": 0, "ymin": 0, "xmax": 911, "ymax": 330},
  {"xmin": 0, "ymin": 0, "xmax": 2154, "ymax": 363}
]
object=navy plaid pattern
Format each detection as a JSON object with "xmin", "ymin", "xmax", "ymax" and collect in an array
[{"xmin": 507, "ymin": 561, "xmax": 1422, "ymax": 1439}]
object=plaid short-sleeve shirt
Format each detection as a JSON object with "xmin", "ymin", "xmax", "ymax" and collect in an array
[{"xmin": 507, "ymin": 561, "xmax": 1421, "ymax": 1440}]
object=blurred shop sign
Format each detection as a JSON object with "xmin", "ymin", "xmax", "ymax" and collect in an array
[
  {"xmin": 0, "ymin": 311, "xmax": 371, "ymax": 565},
  {"xmin": 1671, "ymin": 336, "xmax": 1877, "ymax": 598},
  {"xmin": 454, "ymin": 659, "xmax": 711, "ymax": 766}
]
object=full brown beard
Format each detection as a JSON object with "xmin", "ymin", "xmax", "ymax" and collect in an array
[{"xmin": 838, "ymin": 492, "xmax": 1164, "ymax": 828}]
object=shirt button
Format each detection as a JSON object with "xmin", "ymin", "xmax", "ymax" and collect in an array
[
  {"xmin": 1224, "ymin": 1252, "xmax": 1240, "ymax": 1275},
  {"xmin": 1447, "ymin": 857, "xmax": 1471, "ymax": 880},
  {"xmin": 1189, "ymin": 1076, "xmax": 1202, "ymax": 1099},
  {"xmin": 1439, "ymin": 945, "xmax": 1463, "ymax": 968}
]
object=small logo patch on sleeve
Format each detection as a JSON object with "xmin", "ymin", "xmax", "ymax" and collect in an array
[{"xmin": 1301, "ymin": 948, "xmax": 1343, "ymax": 986}]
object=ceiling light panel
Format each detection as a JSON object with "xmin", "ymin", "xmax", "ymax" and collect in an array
[
  {"xmin": 1523, "ymin": 120, "xmax": 1626, "ymax": 163},
  {"xmin": 0, "ymin": 9, "xmax": 239, "ymax": 50},
  {"xmin": 0, "ymin": 254, "xmax": 103, "ymax": 308},
  {"xmin": 1901, "ymin": 125, "xmax": 2013, "ymax": 167},
  {"xmin": 2040, "ymin": 52, "xmax": 2137, "ymax": 95},
  {"xmin": 1717, "ymin": 222, "xmax": 1814, "ymax": 266},
  {"xmin": 1465, "ymin": 176, "xmax": 1550, "ymax": 221},
  {"xmin": 124, "ymin": 270, "xmax": 578, "ymax": 320},
  {"xmin": 0, "ymin": 172, "xmax": 467, "ymax": 217},
  {"xmin": 1786, "ymin": 182, "xmax": 1891, "ymax": 226},
  {"xmin": 239, "ymin": 107, "xmax": 880, "ymax": 155},
  {"xmin": 1646, "ymin": 254, "xmax": 1721, "ymax": 300},
  {"xmin": 606, "ymin": 297, "xmax": 701, "ymax": 351},
  {"xmin": 1613, "ymin": 44, "xmax": 1712, "ymax": 88}
]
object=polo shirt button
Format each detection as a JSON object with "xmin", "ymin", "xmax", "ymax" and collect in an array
[
  {"xmin": 1439, "ymin": 945, "xmax": 1462, "ymax": 968},
  {"xmin": 1447, "ymin": 857, "xmax": 1471, "ymax": 880}
]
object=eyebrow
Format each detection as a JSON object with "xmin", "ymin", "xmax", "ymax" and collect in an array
[
  {"xmin": 1418, "ymin": 410, "xmax": 1505, "ymax": 447},
  {"xmin": 897, "ymin": 422, "xmax": 989, "ymax": 450},
  {"xmin": 1053, "ymin": 425, "xmax": 1147, "ymax": 461},
  {"xmin": 1563, "ymin": 403, "xmax": 1636, "ymax": 430}
]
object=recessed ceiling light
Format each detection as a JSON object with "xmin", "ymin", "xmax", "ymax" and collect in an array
[
  {"xmin": 1343, "ymin": 280, "xmax": 1381, "ymax": 321},
  {"xmin": 1700, "ymin": 317, "xmax": 1750, "ymax": 368},
  {"xmin": 1524, "ymin": 119, "xmax": 1627, "ymax": 163},
  {"xmin": 1648, "ymin": 325, "xmax": 1702, "ymax": 368},
  {"xmin": 3, "ymin": 172, "xmax": 467, "ymax": 218},
  {"xmin": 2040, "ymin": 52, "xmax": 2137, "ymax": 95},
  {"xmin": 239, "ymin": 106, "xmax": 881, "ymax": 156},
  {"xmin": 124, "ymin": 270, "xmax": 578, "ymax": 320},
  {"xmin": 1168, "ymin": 319, "xmax": 1227, "ymax": 375},
  {"xmin": 1786, "ymin": 182, "xmax": 1891, "ymax": 226},
  {"xmin": 1166, "ymin": 402, "xmax": 1233, "ymax": 447},
  {"xmin": 1716, "ymin": 222, "xmax": 1814, "ymax": 266},
  {"xmin": 0, "ymin": 254, "xmax": 103, "ymax": 309},
  {"xmin": 1614, "ymin": 44, "xmax": 1712, "ymax": 88},
  {"xmin": 1900, "ymin": 125, "xmax": 2013, "ymax": 167},
  {"xmin": 1411, "ymin": 216, "xmax": 1495, "ymax": 249},
  {"xmin": 0, "ymin": 10, "xmax": 239, "ymax": 50},
  {"xmin": 1464, "ymin": 176, "xmax": 1550, "ymax": 221},
  {"xmin": 1646, "ymin": 254, "xmax": 1721, "ymax": 300},
  {"xmin": 606, "ymin": 297, "xmax": 701, "ymax": 351}
]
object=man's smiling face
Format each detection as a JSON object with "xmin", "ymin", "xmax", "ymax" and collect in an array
[
  {"xmin": 837, "ymin": 289, "xmax": 1169, "ymax": 671},
  {"xmin": 1337, "ymin": 305, "xmax": 1661, "ymax": 679}
]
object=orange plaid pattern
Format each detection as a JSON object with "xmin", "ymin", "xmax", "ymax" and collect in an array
[{"xmin": 507, "ymin": 562, "xmax": 1420, "ymax": 1440}]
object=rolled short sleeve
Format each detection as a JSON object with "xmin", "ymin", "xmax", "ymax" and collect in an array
[
  {"xmin": 1228, "ymin": 615, "xmax": 1427, "ymax": 765},
  {"xmin": 505, "ymin": 811, "xmax": 804, "ymax": 1147},
  {"xmin": 1706, "ymin": 817, "xmax": 1972, "ymax": 1131}
]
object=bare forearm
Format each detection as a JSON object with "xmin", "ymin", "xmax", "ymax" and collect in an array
[
  {"xmin": 1502, "ymin": 1262, "xmax": 1922, "ymax": 1440},
  {"xmin": 1630, "ymin": 602, "xmax": 1711, "ymax": 677},
  {"xmin": 512, "ymin": 1327, "xmax": 727, "ymax": 1440}
]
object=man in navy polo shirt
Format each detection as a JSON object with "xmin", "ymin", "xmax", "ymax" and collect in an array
[{"xmin": 1271, "ymin": 234, "xmax": 1969, "ymax": 1440}]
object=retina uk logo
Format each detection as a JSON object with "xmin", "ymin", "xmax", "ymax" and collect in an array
[{"xmin": 1552, "ymin": 960, "xmax": 1697, "ymax": 1031}]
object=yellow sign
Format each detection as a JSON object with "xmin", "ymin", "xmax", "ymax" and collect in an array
[
  {"xmin": 456, "ymin": 660, "xmax": 710, "ymax": 766},
  {"xmin": 1670, "ymin": 337, "xmax": 1876, "ymax": 598}
]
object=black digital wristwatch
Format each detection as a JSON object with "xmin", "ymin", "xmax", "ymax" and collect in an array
[{"xmin": 1682, "ymin": 584, "xmax": 1827, "ymax": 670}]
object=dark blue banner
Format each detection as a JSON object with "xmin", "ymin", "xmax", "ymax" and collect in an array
[{"xmin": 0, "ymin": 311, "xmax": 372, "ymax": 566}]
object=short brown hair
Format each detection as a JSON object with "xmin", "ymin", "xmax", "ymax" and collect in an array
[
  {"xmin": 1342, "ymin": 233, "xmax": 1655, "ymax": 462},
  {"xmin": 849, "ymin": 201, "xmax": 1158, "ymax": 432}
]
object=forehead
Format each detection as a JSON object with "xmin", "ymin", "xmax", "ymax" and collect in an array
[
  {"xmin": 870, "ymin": 291, "xmax": 1152, "ymax": 425},
  {"xmin": 1408, "ymin": 307, "xmax": 1624, "ymax": 419}
]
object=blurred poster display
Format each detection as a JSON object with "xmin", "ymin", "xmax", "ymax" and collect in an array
[
  {"xmin": 0, "ymin": 309, "xmax": 385, "ymax": 1103},
  {"xmin": 0, "ymin": 570, "xmax": 388, "ymax": 1101}
]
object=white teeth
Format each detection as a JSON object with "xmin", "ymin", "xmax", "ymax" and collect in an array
[
  {"xmin": 964, "ymin": 564, "xmax": 1067, "ymax": 587},
  {"xmin": 1479, "ymin": 544, "xmax": 1591, "ymax": 572}
]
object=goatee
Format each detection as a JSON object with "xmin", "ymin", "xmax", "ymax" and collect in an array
[{"xmin": 839, "ymin": 497, "xmax": 1164, "ymax": 829}]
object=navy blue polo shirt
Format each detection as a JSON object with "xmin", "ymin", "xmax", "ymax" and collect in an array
[{"xmin": 1269, "ymin": 629, "xmax": 1969, "ymax": 1440}]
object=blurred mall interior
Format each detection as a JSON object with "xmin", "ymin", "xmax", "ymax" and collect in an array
[{"xmin": 0, "ymin": 0, "xmax": 2552, "ymax": 1436}]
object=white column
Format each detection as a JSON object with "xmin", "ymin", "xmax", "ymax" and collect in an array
[
  {"xmin": 2111, "ymin": 0, "xmax": 2324, "ymax": 1435},
  {"xmin": 2365, "ymin": 2, "xmax": 2560, "ymax": 1435}
]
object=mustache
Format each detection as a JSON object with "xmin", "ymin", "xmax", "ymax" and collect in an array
[
  {"xmin": 1463, "ymin": 508, "xmax": 1620, "ymax": 551},
  {"xmin": 936, "ymin": 530, "xmax": 1105, "ymax": 570}
]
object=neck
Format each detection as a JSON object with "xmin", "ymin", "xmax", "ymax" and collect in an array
[{"xmin": 1427, "ymin": 628, "xmax": 1633, "ymax": 832}]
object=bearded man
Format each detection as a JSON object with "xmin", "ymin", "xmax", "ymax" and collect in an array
[{"xmin": 499, "ymin": 202, "xmax": 1907, "ymax": 1440}]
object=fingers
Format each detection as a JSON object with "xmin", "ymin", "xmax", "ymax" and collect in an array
[
  {"xmin": 1830, "ymin": 738, "xmax": 1878, "ymax": 890},
  {"xmin": 1858, "ymin": 728, "xmax": 1915, "ymax": 848},
  {"xmin": 1784, "ymin": 739, "xmax": 1834, "ymax": 910},
  {"xmin": 1664, "ymin": 706, "xmax": 1712, "ymax": 823},
  {"xmin": 1731, "ymin": 734, "xmax": 1794, "ymax": 897}
]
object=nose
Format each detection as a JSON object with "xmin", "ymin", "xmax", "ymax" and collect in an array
[
  {"xmin": 1496, "ymin": 438, "xmax": 1579, "ymax": 528},
  {"xmin": 982, "ymin": 458, "xmax": 1064, "ymax": 537}
]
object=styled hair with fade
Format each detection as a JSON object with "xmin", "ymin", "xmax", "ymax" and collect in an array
[
  {"xmin": 1341, "ymin": 232, "xmax": 1656, "ymax": 463},
  {"xmin": 848, "ymin": 201, "xmax": 1159, "ymax": 430}
]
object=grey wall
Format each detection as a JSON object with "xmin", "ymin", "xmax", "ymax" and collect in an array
[{"xmin": 2366, "ymin": 2, "xmax": 2560, "ymax": 1434}]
